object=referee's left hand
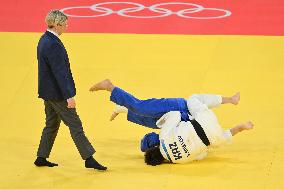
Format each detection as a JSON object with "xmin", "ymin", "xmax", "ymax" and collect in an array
[{"xmin": 67, "ymin": 97, "xmax": 76, "ymax": 108}]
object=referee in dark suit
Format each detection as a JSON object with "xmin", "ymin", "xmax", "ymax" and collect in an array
[{"xmin": 34, "ymin": 10, "xmax": 107, "ymax": 170}]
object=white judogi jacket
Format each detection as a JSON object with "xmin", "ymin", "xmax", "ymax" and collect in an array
[{"xmin": 158, "ymin": 94, "xmax": 232, "ymax": 163}]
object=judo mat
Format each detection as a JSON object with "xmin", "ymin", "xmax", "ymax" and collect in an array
[{"xmin": 0, "ymin": 0, "xmax": 284, "ymax": 189}]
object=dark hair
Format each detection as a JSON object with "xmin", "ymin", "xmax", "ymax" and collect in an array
[{"xmin": 144, "ymin": 146, "xmax": 165, "ymax": 166}]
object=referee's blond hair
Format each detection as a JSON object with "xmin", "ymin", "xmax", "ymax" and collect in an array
[{"xmin": 45, "ymin": 10, "xmax": 68, "ymax": 28}]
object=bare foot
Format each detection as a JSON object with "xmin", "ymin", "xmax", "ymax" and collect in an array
[
  {"xmin": 231, "ymin": 121, "xmax": 254, "ymax": 136},
  {"xmin": 89, "ymin": 79, "xmax": 114, "ymax": 92},
  {"xmin": 110, "ymin": 112, "xmax": 119, "ymax": 121},
  {"xmin": 231, "ymin": 92, "xmax": 240, "ymax": 105}
]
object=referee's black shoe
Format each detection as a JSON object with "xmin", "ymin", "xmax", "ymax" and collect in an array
[{"xmin": 85, "ymin": 156, "xmax": 107, "ymax": 171}]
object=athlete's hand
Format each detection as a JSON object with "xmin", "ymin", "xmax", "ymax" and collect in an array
[{"xmin": 110, "ymin": 112, "xmax": 119, "ymax": 121}]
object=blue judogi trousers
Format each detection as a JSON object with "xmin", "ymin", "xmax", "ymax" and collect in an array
[{"xmin": 110, "ymin": 87, "xmax": 190, "ymax": 129}]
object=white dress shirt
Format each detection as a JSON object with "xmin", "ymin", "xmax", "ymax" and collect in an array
[{"xmin": 47, "ymin": 29, "xmax": 59, "ymax": 38}]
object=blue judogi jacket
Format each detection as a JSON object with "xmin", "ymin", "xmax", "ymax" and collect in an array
[{"xmin": 37, "ymin": 31, "xmax": 76, "ymax": 100}]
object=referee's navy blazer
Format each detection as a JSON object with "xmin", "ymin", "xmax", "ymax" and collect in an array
[{"xmin": 37, "ymin": 31, "xmax": 76, "ymax": 100}]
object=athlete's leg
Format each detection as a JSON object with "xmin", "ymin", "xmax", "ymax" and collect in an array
[
  {"xmin": 90, "ymin": 79, "xmax": 186, "ymax": 118},
  {"xmin": 189, "ymin": 92, "xmax": 240, "ymax": 109},
  {"xmin": 126, "ymin": 111, "xmax": 159, "ymax": 129}
]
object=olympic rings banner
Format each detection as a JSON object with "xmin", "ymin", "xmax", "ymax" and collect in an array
[
  {"xmin": 61, "ymin": 2, "xmax": 232, "ymax": 19},
  {"xmin": 0, "ymin": 0, "xmax": 284, "ymax": 35}
]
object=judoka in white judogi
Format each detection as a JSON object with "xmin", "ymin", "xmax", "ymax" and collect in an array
[{"xmin": 158, "ymin": 94, "xmax": 232, "ymax": 163}]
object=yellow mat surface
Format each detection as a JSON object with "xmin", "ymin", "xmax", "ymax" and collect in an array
[{"xmin": 0, "ymin": 32, "xmax": 283, "ymax": 189}]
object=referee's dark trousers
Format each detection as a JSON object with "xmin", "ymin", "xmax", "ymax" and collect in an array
[{"xmin": 37, "ymin": 100, "xmax": 95, "ymax": 160}]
